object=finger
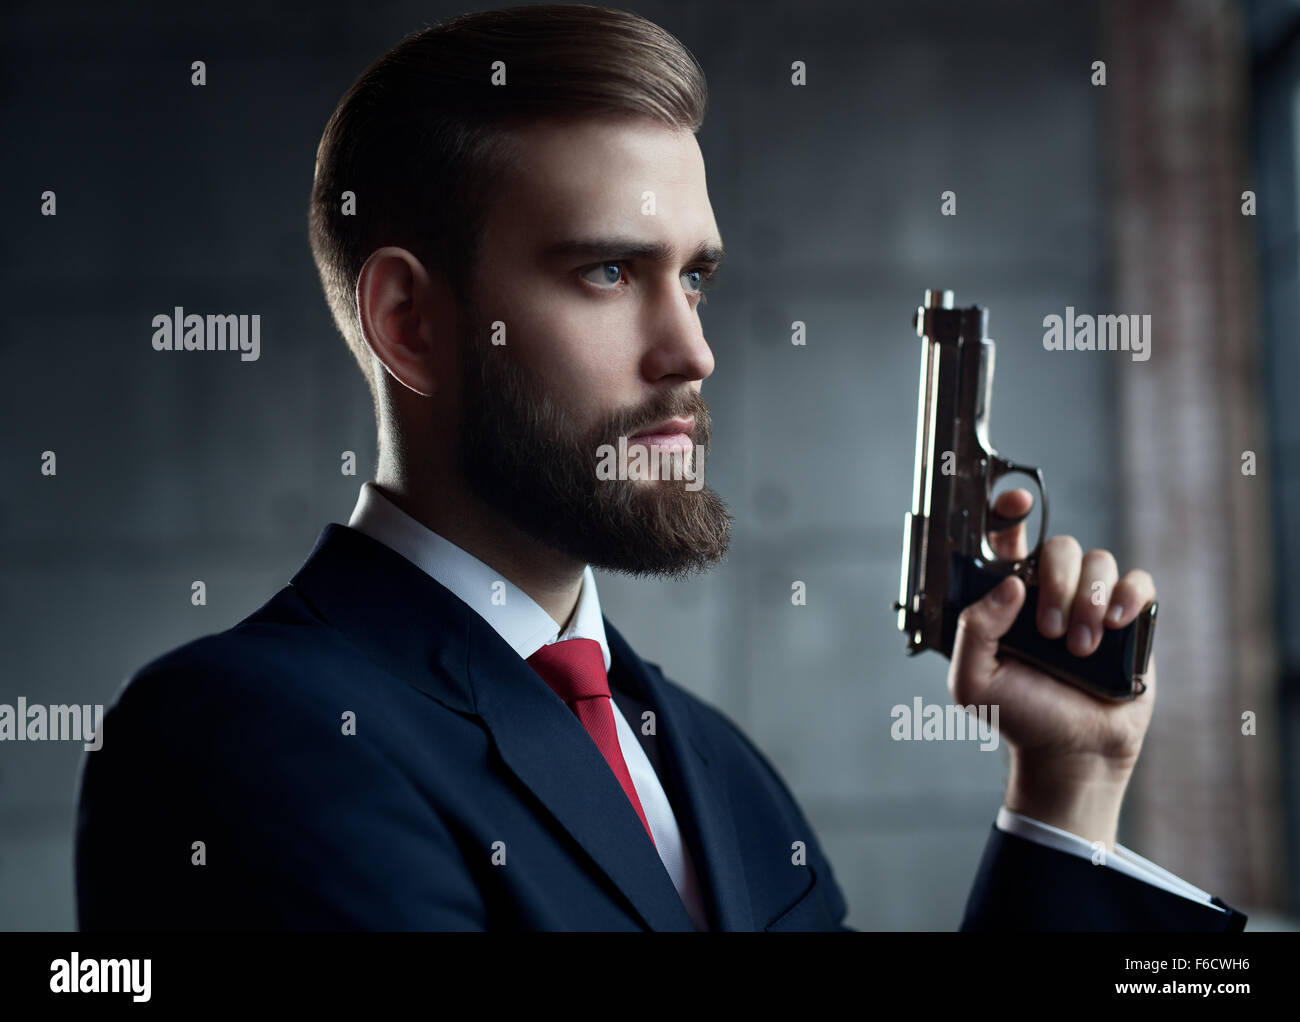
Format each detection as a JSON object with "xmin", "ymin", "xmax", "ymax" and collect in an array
[
  {"xmin": 1104, "ymin": 569, "xmax": 1156, "ymax": 629},
  {"xmin": 1069, "ymin": 549, "xmax": 1119, "ymax": 656},
  {"xmin": 950, "ymin": 575, "xmax": 1025, "ymax": 704},
  {"xmin": 1035, "ymin": 534, "xmax": 1081, "ymax": 640},
  {"xmin": 987, "ymin": 488, "xmax": 1033, "ymax": 562}
]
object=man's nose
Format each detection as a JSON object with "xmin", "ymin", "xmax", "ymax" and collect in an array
[{"xmin": 640, "ymin": 280, "xmax": 715, "ymax": 383}]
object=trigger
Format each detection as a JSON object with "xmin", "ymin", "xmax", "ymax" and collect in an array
[{"xmin": 987, "ymin": 506, "xmax": 1032, "ymax": 532}]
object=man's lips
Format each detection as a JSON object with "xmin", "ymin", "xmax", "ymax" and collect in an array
[
  {"xmin": 628, "ymin": 417, "xmax": 695, "ymax": 451},
  {"xmin": 630, "ymin": 416, "xmax": 694, "ymax": 439}
]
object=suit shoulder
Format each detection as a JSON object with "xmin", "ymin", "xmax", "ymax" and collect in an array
[
  {"xmin": 91, "ymin": 585, "xmax": 432, "ymax": 803},
  {"xmin": 111, "ymin": 584, "xmax": 353, "ymax": 724}
]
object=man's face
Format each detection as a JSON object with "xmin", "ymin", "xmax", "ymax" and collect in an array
[{"xmin": 454, "ymin": 115, "xmax": 732, "ymax": 578}]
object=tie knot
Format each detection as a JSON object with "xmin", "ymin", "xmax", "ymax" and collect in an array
[{"xmin": 526, "ymin": 637, "xmax": 610, "ymax": 705}]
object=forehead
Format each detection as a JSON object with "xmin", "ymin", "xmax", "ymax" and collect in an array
[{"xmin": 483, "ymin": 116, "xmax": 720, "ymax": 254}]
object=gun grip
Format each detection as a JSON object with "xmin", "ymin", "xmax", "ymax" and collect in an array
[{"xmin": 944, "ymin": 555, "xmax": 1155, "ymax": 701}]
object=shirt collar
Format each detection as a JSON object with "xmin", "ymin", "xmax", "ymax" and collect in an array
[{"xmin": 345, "ymin": 481, "xmax": 611, "ymax": 672}]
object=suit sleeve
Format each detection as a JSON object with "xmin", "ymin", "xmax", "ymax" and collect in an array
[
  {"xmin": 76, "ymin": 661, "xmax": 488, "ymax": 931},
  {"xmin": 960, "ymin": 824, "xmax": 1248, "ymax": 931}
]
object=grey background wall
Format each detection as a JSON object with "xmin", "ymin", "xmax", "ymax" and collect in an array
[{"xmin": 0, "ymin": 0, "xmax": 1200, "ymax": 929}]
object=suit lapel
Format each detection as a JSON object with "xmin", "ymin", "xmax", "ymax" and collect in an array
[
  {"xmin": 604, "ymin": 621, "xmax": 756, "ymax": 932},
  {"xmin": 466, "ymin": 621, "xmax": 697, "ymax": 931},
  {"xmin": 290, "ymin": 524, "xmax": 696, "ymax": 931}
]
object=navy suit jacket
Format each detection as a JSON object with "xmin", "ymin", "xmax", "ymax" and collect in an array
[{"xmin": 75, "ymin": 524, "xmax": 1247, "ymax": 931}]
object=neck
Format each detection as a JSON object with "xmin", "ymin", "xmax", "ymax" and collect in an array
[{"xmin": 373, "ymin": 461, "xmax": 586, "ymax": 631}]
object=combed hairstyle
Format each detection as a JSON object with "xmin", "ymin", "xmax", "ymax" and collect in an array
[{"xmin": 308, "ymin": 4, "xmax": 709, "ymax": 412}]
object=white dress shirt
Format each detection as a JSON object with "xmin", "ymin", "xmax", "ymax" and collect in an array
[{"xmin": 346, "ymin": 481, "xmax": 1220, "ymax": 924}]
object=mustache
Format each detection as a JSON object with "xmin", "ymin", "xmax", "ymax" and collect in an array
[{"xmin": 596, "ymin": 390, "xmax": 711, "ymax": 447}]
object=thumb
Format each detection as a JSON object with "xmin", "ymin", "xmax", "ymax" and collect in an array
[{"xmin": 949, "ymin": 575, "xmax": 1025, "ymax": 702}]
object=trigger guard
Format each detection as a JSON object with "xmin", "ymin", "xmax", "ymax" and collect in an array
[{"xmin": 982, "ymin": 460, "xmax": 1048, "ymax": 579}]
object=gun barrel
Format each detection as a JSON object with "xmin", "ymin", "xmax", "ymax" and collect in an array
[{"xmin": 897, "ymin": 288, "xmax": 968, "ymax": 649}]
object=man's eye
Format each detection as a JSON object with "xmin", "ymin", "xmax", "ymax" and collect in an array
[
  {"xmin": 682, "ymin": 267, "xmax": 718, "ymax": 303},
  {"xmin": 580, "ymin": 262, "xmax": 625, "ymax": 287}
]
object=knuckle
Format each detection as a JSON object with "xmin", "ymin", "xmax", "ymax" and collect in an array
[
  {"xmin": 1075, "ymin": 578, "xmax": 1111, "ymax": 615},
  {"xmin": 1082, "ymin": 548, "xmax": 1118, "ymax": 575},
  {"xmin": 1044, "ymin": 534, "xmax": 1082, "ymax": 558},
  {"xmin": 1109, "ymin": 579, "xmax": 1136, "ymax": 606},
  {"xmin": 1039, "ymin": 579, "xmax": 1071, "ymax": 607},
  {"xmin": 1125, "ymin": 568, "xmax": 1155, "ymax": 597},
  {"xmin": 1038, "ymin": 549, "xmax": 1077, "ymax": 602}
]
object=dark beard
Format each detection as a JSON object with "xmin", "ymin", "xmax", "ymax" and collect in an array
[{"xmin": 455, "ymin": 316, "xmax": 732, "ymax": 580}]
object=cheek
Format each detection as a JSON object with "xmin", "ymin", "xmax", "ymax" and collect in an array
[
  {"xmin": 512, "ymin": 293, "xmax": 642, "ymax": 417},
  {"xmin": 544, "ymin": 352, "xmax": 630, "ymax": 432}
]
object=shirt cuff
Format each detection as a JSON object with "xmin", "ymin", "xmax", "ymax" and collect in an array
[{"xmin": 995, "ymin": 806, "xmax": 1224, "ymax": 912}]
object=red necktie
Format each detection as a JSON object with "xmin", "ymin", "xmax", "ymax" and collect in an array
[{"xmin": 525, "ymin": 638, "xmax": 657, "ymax": 850}]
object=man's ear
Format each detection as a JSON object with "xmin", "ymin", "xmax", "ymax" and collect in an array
[{"xmin": 356, "ymin": 246, "xmax": 457, "ymax": 397}]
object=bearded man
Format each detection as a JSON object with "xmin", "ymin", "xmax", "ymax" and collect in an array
[{"xmin": 74, "ymin": 5, "xmax": 1245, "ymax": 932}]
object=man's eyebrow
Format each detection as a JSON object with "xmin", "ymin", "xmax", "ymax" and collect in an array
[{"xmin": 541, "ymin": 237, "xmax": 726, "ymax": 266}]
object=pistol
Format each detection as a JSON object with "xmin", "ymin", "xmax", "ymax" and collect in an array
[{"xmin": 893, "ymin": 288, "xmax": 1156, "ymax": 701}]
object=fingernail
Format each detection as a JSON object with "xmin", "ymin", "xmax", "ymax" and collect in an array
[
  {"xmin": 1043, "ymin": 607, "xmax": 1063, "ymax": 635},
  {"xmin": 1106, "ymin": 602, "xmax": 1124, "ymax": 625},
  {"xmin": 1070, "ymin": 623, "xmax": 1092, "ymax": 653}
]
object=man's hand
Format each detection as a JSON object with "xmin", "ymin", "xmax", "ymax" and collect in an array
[{"xmin": 948, "ymin": 488, "xmax": 1157, "ymax": 851}]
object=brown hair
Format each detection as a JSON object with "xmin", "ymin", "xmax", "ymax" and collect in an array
[{"xmin": 308, "ymin": 4, "xmax": 709, "ymax": 411}]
